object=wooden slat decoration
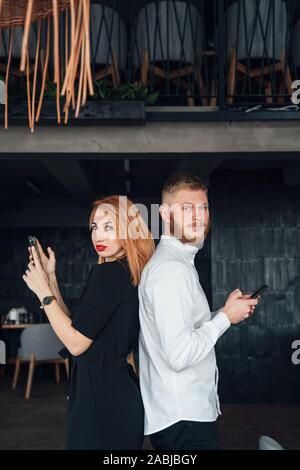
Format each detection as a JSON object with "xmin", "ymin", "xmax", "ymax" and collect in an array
[{"xmin": 0, "ymin": 0, "xmax": 93, "ymax": 130}]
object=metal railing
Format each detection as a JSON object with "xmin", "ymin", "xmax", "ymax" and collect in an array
[{"xmin": 0, "ymin": 0, "xmax": 300, "ymax": 121}]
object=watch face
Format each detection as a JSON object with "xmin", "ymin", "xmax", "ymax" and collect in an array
[{"xmin": 43, "ymin": 296, "xmax": 55, "ymax": 305}]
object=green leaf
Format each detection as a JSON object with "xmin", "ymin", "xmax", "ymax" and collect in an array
[
  {"xmin": 146, "ymin": 91, "xmax": 159, "ymax": 105},
  {"xmin": 93, "ymin": 79, "xmax": 159, "ymax": 103}
]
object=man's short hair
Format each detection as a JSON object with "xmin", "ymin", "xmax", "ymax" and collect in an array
[{"xmin": 162, "ymin": 172, "xmax": 208, "ymax": 201}]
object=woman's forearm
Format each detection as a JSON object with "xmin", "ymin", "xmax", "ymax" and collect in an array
[
  {"xmin": 37, "ymin": 289, "xmax": 92, "ymax": 355},
  {"xmin": 49, "ymin": 273, "xmax": 71, "ymax": 317}
]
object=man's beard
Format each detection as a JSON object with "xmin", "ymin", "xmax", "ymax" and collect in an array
[{"xmin": 169, "ymin": 213, "xmax": 211, "ymax": 243}]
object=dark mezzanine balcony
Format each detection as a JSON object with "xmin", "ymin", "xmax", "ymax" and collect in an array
[{"xmin": 1, "ymin": 0, "xmax": 300, "ymax": 125}]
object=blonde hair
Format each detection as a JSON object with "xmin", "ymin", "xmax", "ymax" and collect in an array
[
  {"xmin": 162, "ymin": 172, "xmax": 208, "ymax": 202},
  {"xmin": 89, "ymin": 195, "xmax": 155, "ymax": 286}
]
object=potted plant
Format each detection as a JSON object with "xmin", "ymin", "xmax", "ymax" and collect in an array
[{"xmin": 76, "ymin": 80, "xmax": 159, "ymax": 121}]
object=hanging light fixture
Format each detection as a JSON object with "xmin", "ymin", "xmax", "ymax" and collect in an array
[{"xmin": 0, "ymin": 0, "xmax": 93, "ymax": 131}]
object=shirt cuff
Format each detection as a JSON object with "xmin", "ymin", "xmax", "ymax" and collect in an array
[{"xmin": 211, "ymin": 311, "xmax": 231, "ymax": 337}]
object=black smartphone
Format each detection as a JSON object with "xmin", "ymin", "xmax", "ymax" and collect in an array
[
  {"xmin": 250, "ymin": 284, "xmax": 269, "ymax": 299},
  {"xmin": 28, "ymin": 235, "xmax": 41, "ymax": 263}
]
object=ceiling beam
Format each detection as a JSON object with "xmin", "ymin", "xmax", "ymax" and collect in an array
[{"xmin": 43, "ymin": 159, "xmax": 95, "ymax": 204}]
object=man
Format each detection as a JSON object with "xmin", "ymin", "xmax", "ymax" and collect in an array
[{"xmin": 138, "ymin": 172, "xmax": 259, "ymax": 450}]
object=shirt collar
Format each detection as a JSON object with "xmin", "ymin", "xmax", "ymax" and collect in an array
[{"xmin": 160, "ymin": 234, "xmax": 199, "ymax": 262}]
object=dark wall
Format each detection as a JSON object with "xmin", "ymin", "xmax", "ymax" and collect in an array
[{"xmin": 210, "ymin": 170, "xmax": 300, "ymax": 403}]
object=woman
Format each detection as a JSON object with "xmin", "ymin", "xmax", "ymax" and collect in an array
[{"xmin": 23, "ymin": 195, "xmax": 155, "ymax": 450}]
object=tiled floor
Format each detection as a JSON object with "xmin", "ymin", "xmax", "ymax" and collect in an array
[{"xmin": 0, "ymin": 369, "xmax": 299, "ymax": 450}]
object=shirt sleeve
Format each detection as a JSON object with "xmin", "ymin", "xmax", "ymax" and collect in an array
[
  {"xmin": 71, "ymin": 263, "xmax": 123, "ymax": 340},
  {"xmin": 149, "ymin": 261, "xmax": 231, "ymax": 372},
  {"xmin": 211, "ymin": 308, "xmax": 231, "ymax": 338}
]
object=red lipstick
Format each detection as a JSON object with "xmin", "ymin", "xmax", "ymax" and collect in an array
[{"xmin": 96, "ymin": 245, "xmax": 107, "ymax": 252}]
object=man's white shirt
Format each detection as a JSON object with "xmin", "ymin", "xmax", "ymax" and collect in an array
[{"xmin": 138, "ymin": 235, "xmax": 231, "ymax": 435}]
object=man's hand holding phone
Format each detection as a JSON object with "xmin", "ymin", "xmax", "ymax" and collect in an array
[{"xmin": 222, "ymin": 289, "xmax": 259, "ymax": 325}]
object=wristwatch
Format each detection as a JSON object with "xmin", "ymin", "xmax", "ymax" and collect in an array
[{"xmin": 40, "ymin": 295, "xmax": 57, "ymax": 309}]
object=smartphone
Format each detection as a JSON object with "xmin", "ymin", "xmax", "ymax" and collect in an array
[
  {"xmin": 250, "ymin": 284, "xmax": 269, "ymax": 299},
  {"xmin": 28, "ymin": 235, "xmax": 41, "ymax": 263}
]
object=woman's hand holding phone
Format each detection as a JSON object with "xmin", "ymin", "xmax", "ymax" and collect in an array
[
  {"xmin": 28, "ymin": 238, "xmax": 56, "ymax": 277},
  {"xmin": 23, "ymin": 246, "xmax": 53, "ymax": 301}
]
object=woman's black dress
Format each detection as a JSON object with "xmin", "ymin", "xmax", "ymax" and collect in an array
[{"xmin": 61, "ymin": 260, "xmax": 144, "ymax": 450}]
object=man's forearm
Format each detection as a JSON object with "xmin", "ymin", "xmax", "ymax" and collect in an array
[{"xmin": 49, "ymin": 273, "xmax": 71, "ymax": 317}]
